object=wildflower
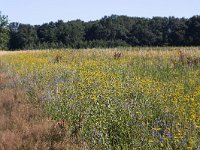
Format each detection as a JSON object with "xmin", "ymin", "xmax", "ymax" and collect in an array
[
  {"xmin": 152, "ymin": 127, "xmax": 162, "ymax": 131},
  {"xmin": 152, "ymin": 130, "xmax": 161, "ymax": 136},
  {"xmin": 148, "ymin": 139, "xmax": 154, "ymax": 143},
  {"xmin": 160, "ymin": 143, "xmax": 164, "ymax": 148},
  {"xmin": 182, "ymin": 141, "xmax": 187, "ymax": 145},
  {"xmin": 159, "ymin": 138, "xmax": 164, "ymax": 143},
  {"xmin": 195, "ymin": 125, "xmax": 200, "ymax": 129},
  {"xmin": 174, "ymin": 136, "xmax": 178, "ymax": 139},
  {"xmin": 165, "ymin": 131, "xmax": 172, "ymax": 137}
]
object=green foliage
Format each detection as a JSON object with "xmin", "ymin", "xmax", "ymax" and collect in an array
[
  {"xmin": 3, "ymin": 13, "xmax": 200, "ymax": 50},
  {"xmin": 0, "ymin": 11, "xmax": 9, "ymax": 50},
  {"xmin": 10, "ymin": 24, "xmax": 38, "ymax": 49},
  {"xmin": 186, "ymin": 16, "xmax": 200, "ymax": 45}
]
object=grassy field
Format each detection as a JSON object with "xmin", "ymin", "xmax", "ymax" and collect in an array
[{"xmin": 0, "ymin": 47, "xmax": 200, "ymax": 149}]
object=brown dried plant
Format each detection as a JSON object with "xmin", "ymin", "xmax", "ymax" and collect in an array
[
  {"xmin": 171, "ymin": 50, "xmax": 200, "ymax": 67},
  {"xmin": 114, "ymin": 52, "xmax": 122, "ymax": 59}
]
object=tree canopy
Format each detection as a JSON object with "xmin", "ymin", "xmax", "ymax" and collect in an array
[
  {"xmin": 0, "ymin": 11, "xmax": 9, "ymax": 49},
  {"xmin": 1, "ymin": 12, "xmax": 200, "ymax": 50}
]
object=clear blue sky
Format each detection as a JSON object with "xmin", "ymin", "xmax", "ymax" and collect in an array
[{"xmin": 1, "ymin": 0, "xmax": 200, "ymax": 25}]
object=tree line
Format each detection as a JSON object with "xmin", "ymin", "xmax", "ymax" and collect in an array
[{"xmin": 1, "ymin": 12, "xmax": 200, "ymax": 50}]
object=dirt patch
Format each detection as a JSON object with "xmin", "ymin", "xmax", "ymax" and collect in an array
[{"xmin": 0, "ymin": 73, "xmax": 80, "ymax": 150}]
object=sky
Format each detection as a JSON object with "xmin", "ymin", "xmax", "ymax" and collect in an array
[{"xmin": 1, "ymin": 0, "xmax": 200, "ymax": 25}]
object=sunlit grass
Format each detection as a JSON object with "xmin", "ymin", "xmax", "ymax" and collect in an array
[{"xmin": 0, "ymin": 47, "xmax": 200, "ymax": 149}]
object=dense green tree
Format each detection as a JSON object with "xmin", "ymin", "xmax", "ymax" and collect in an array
[
  {"xmin": 167, "ymin": 17, "xmax": 187, "ymax": 46},
  {"xmin": 186, "ymin": 16, "xmax": 200, "ymax": 45},
  {"xmin": 10, "ymin": 24, "xmax": 38, "ymax": 49},
  {"xmin": 37, "ymin": 22, "xmax": 57, "ymax": 43},
  {"xmin": 128, "ymin": 18, "xmax": 155, "ymax": 46},
  {"xmin": 9, "ymin": 23, "xmax": 38, "ymax": 49},
  {"xmin": 85, "ymin": 15, "xmax": 130, "ymax": 47},
  {"xmin": 0, "ymin": 11, "xmax": 9, "ymax": 49},
  {"xmin": 148, "ymin": 17, "xmax": 169, "ymax": 46},
  {"xmin": 9, "ymin": 22, "xmax": 20, "ymax": 49},
  {"xmin": 4, "ymin": 14, "xmax": 200, "ymax": 50},
  {"xmin": 58, "ymin": 20, "xmax": 85, "ymax": 48}
]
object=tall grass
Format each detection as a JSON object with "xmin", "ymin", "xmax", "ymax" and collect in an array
[{"xmin": 0, "ymin": 47, "xmax": 200, "ymax": 149}]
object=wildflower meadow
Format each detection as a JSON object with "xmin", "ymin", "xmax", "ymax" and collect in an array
[{"xmin": 0, "ymin": 47, "xmax": 199, "ymax": 149}]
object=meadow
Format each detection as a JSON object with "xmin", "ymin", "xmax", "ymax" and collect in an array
[{"xmin": 0, "ymin": 47, "xmax": 200, "ymax": 149}]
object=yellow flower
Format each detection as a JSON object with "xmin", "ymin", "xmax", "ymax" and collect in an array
[
  {"xmin": 160, "ymin": 143, "xmax": 164, "ymax": 148},
  {"xmin": 148, "ymin": 139, "xmax": 154, "ymax": 143},
  {"xmin": 152, "ymin": 128, "xmax": 162, "ymax": 131}
]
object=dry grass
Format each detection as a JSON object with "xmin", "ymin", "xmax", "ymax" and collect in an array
[
  {"xmin": 0, "ymin": 50, "xmax": 41, "ymax": 56},
  {"xmin": 0, "ymin": 73, "xmax": 80, "ymax": 150}
]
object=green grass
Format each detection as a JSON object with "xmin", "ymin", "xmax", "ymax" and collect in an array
[{"xmin": 0, "ymin": 48, "xmax": 200, "ymax": 149}]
